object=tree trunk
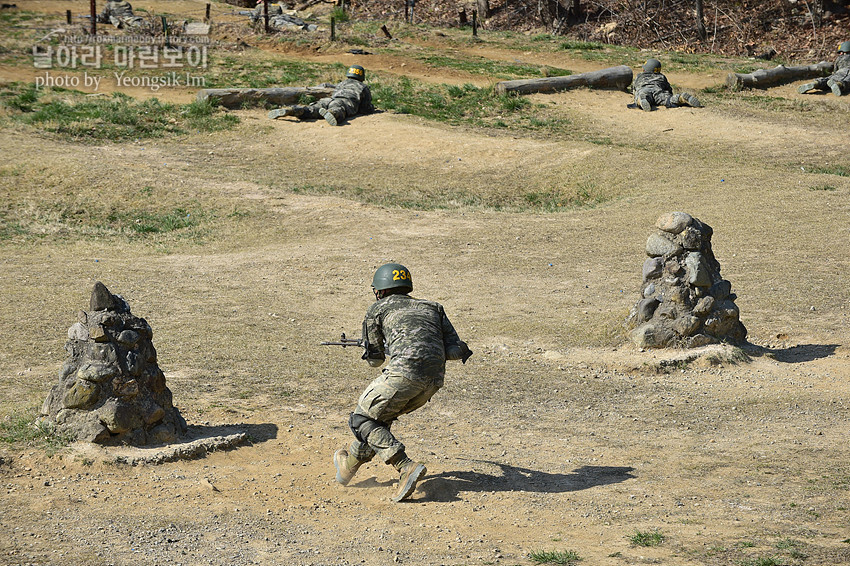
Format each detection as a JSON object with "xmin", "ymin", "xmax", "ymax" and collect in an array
[
  {"xmin": 695, "ymin": 0, "xmax": 706, "ymax": 40},
  {"xmin": 726, "ymin": 61, "xmax": 833, "ymax": 90},
  {"xmin": 495, "ymin": 65, "xmax": 633, "ymax": 95},
  {"xmin": 477, "ymin": 0, "xmax": 489, "ymax": 19},
  {"xmin": 197, "ymin": 86, "xmax": 336, "ymax": 109}
]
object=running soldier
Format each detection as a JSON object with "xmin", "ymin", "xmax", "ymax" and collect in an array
[
  {"xmin": 97, "ymin": 0, "xmax": 144, "ymax": 29},
  {"xmin": 632, "ymin": 58, "xmax": 701, "ymax": 111},
  {"xmin": 798, "ymin": 41, "xmax": 850, "ymax": 96},
  {"xmin": 268, "ymin": 65, "xmax": 374, "ymax": 126},
  {"xmin": 333, "ymin": 263, "xmax": 472, "ymax": 502}
]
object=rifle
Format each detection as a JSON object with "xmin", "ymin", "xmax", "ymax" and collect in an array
[{"xmin": 321, "ymin": 332, "xmax": 364, "ymax": 348}]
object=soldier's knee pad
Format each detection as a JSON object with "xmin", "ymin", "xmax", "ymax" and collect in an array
[{"xmin": 349, "ymin": 412, "xmax": 389, "ymax": 444}]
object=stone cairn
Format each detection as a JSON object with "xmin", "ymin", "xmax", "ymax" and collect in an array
[
  {"xmin": 627, "ymin": 212, "xmax": 747, "ymax": 349},
  {"xmin": 40, "ymin": 282, "xmax": 187, "ymax": 445}
]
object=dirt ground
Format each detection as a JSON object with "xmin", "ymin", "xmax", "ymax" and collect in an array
[{"xmin": 2, "ymin": 2, "xmax": 850, "ymax": 566}]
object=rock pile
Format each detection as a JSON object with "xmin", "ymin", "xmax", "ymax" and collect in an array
[
  {"xmin": 40, "ymin": 282, "xmax": 187, "ymax": 445},
  {"xmin": 627, "ymin": 212, "xmax": 747, "ymax": 349}
]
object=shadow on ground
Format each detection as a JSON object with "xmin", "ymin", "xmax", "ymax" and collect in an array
[
  {"xmin": 748, "ymin": 343, "xmax": 839, "ymax": 363},
  {"xmin": 417, "ymin": 461, "xmax": 636, "ymax": 502}
]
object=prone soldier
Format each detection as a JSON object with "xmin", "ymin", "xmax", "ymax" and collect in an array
[
  {"xmin": 798, "ymin": 41, "xmax": 850, "ymax": 97},
  {"xmin": 268, "ymin": 65, "xmax": 374, "ymax": 126},
  {"xmin": 632, "ymin": 58, "xmax": 701, "ymax": 111}
]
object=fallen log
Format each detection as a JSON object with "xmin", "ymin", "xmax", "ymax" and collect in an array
[
  {"xmin": 725, "ymin": 61, "xmax": 833, "ymax": 90},
  {"xmin": 495, "ymin": 65, "xmax": 633, "ymax": 96},
  {"xmin": 196, "ymin": 86, "xmax": 336, "ymax": 109}
]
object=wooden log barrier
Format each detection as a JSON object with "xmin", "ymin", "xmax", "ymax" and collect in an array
[
  {"xmin": 196, "ymin": 86, "xmax": 336, "ymax": 109},
  {"xmin": 725, "ymin": 61, "xmax": 833, "ymax": 90},
  {"xmin": 495, "ymin": 65, "xmax": 633, "ymax": 96}
]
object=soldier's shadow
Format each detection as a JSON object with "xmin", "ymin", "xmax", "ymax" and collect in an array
[{"xmin": 417, "ymin": 461, "xmax": 636, "ymax": 503}]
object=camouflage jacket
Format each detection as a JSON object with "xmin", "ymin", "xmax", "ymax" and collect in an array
[
  {"xmin": 832, "ymin": 52, "xmax": 850, "ymax": 82},
  {"xmin": 362, "ymin": 294, "xmax": 463, "ymax": 380},
  {"xmin": 632, "ymin": 72, "xmax": 674, "ymax": 94},
  {"xmin": 98, "ymin": 0, "xmax": 143, "ymax": 27},
  {"xmin": 332, "ymin": 78, "xmax": 375, "ymax": 115}
]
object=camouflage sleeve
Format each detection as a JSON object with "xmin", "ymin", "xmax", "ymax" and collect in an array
[
  {"xmin": 360, "ymin": 86, "xmax": 374, "ymax": 115},
  {"xmin": 362, "ymin": 306, "xmax": 386, "ymax": 364},
  {"xmin": 440, "ymin": 305, "xmax": 473, "ymax": 363},
  {"xmin": 97, "ymin": 4, "xmax": 111, "ymax": 22},
  {"xmin": 439, "ymin": 305, "xmax": 462, "ymax": 350}
]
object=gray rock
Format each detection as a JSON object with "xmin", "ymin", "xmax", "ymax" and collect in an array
[
  {"xmin": 693, "ymin": 296, "xmax": 715, "ymax": 316},
  {"xmin": 685, "ymin": 253, "xmax": 711, "ymax": 287},
  {"xmin": 637, "ymin": 297, "xmax": 660, "ymax": 322},
  {"xmin": 631, "ymin": 323, "xmax": 675, "ymax": 349},
  {"xmin": 87, "ymin": 342, "xmax": 117, "ymax": 363},
  {"xmin": 68, "ymin": 322, "xmax": 89, "ymax": 341},
  {"xmin": 710, "ymin": 279, "xmax": 731, "ymax": 301},
  {"xmin": 642, "ymin": 257, "xmax": 663, "ymax": 281},
  {"xmin": 63, "ymin": 380, "xmax": 100, "ymax": 409},
  {"xmin": 687, "ymin": 333, "xmax": 718, "ymax": 348},
  {"xmin": 77, "ymin": 361, "xmax": 120, "ymax": 383},
  {"xmin": 646, "ymin": 233, "xmax": 683, "ymax": 257},
  {"xmin": 655, "ymin": 211, "xmax": 693, "ymax": 234},
  {"xmin": 679, "ymin": 226, "xmax": 703, "ymax": 250},
  {"xmin": 117, "ymin": 329, "xmax": 140, "ymax": 346},
  {"xmin": 90, "ymin": 281, "xmax": 117, "ymax": 311},
  {"xmin": 673, "ymin": 315, "xmax": 700, "ymax": 337},
  {"xmin": 643, "ymin": 282, "xmax": 656, "ymax": 298}
]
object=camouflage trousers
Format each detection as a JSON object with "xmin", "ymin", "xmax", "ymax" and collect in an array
[
  {"xmin": 302, "ymin": 96, "xmax": 359, "ymax": 121},
  {"xmin": 807, "ymin": 75, "xmax": 849, "ymax": 95},
  {"xmin": 349, "ymin": 371, "xmax": 442, "ymax": 464},
  {"xmin": 634, "ymin": 85, "xmax": 680, "ymax": 108}
]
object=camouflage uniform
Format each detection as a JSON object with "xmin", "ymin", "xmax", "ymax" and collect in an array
[
  {"xmin": 97, "ymin": 0, "xmax": 144, "ymax": 28},
  {"xmin": 800, "ymin": 53, "xmax": 850, "ymax": 95},
  {"xmin": 347, "ymin": 293, "xmax": 465, "ymax": 465},
  {"xmin": 249, "ymin": 2, "xmax": 283, "ymax": 24},
  {"xmin": 633, "ymin": 72, "xmax": 681, "ymax": 108},
  {"xmin": 299, "ymin": 78, "xmax": 374, "ymax": 124}
]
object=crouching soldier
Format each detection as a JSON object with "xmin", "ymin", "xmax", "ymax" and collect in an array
[{"xmin": 332, "ymin": 263, "xmax": 472, "ymax": 502}]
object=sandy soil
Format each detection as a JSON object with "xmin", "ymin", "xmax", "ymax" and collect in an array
[{"xmin": 1, "ymin": 2, "xmax": 850, "ymax": 566}]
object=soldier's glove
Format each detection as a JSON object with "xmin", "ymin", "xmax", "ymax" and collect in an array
[
  {"xmin": 460, "ymin": 341, "xmax": 473, "ymax": 364},
  {"xmin": 447, "ymin": 341, "xmax": 473, "ymax": 364}
]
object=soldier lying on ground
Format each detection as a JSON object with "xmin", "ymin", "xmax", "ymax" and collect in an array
[
  {"xmin": 631, "ymin": 58, "xmax": 701, "ymax": 111},
  {"xmin": 268, "ymin": 65, "xmax": 373, "ymax": 126},
  {"xmin": 246, "ymin": 0, "xmax": 317, "ymax": 31},
  {"xmin": 798, "ymin": 41, "xmax": 850, "ymax": 97},
  {"xmin": 97, "ymin": 0, "xmax": 144, "ymax": 29}
]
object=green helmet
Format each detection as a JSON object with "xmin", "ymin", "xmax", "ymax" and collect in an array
[
  {"xmin": 643, "ymin": 58, "xmax": 662, "ymax": 73},
  {"xmin": 839, "ymin": 41, "xmax": 850, "ymax": 53},
  {"xmin": 372, "ymin": 263, "xmax": 413, "ymax": 292},
  {"xmin": 346, "ymin": 65, "xmax": 366, "ymax": 81}
]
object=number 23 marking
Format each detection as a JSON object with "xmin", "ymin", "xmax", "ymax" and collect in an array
[{"xmin": 392, "ymin": 269, "xmax": 409, "ymax": 281}]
